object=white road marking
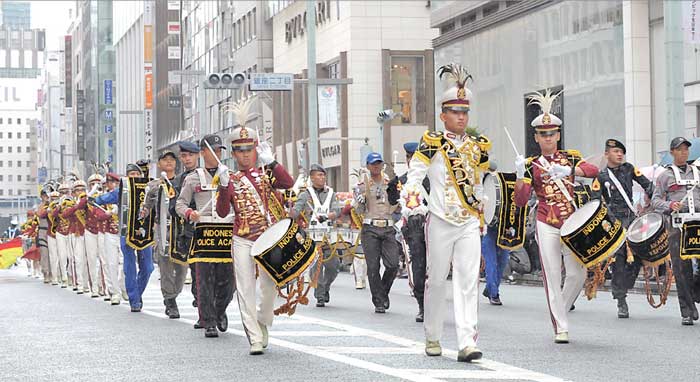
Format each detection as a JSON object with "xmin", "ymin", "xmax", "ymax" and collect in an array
[{"xmin": 317, "ymin": 346, "xmax": 424, "ymax": 354}]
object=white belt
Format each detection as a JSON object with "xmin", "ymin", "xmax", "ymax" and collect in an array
[{"xmin": 362, "ymin": 218, "xmax": 391, "ymax": 227}]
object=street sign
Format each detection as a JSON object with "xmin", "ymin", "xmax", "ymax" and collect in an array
[
  {"xmin": 249, "ymin": 73, "xmax": 293, "ymax": 91},
  {"xmin": 168, "ymin": 96, "xmax": 181, "ymax": 109},
  {"xmin": 104, "ymin": 125, "xmax": 113, "ymax": 134},
  {"xmin": 105, "ymin": 109, "xmax": 113, "ymax": 120},
  {"xmin": 183, "ymin": 95, "xmax": 192, "ymax": 109},
  {"xmin": 168, "ymin": 46, "xmax": 180, "ymax": 60},
  {"xmin": 104, "ymin": 79, "xmax": 113, "ymax": 104}
]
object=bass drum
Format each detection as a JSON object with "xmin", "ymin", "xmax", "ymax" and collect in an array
[
  {"xmin": 560, "ymin": 199, "xmax": 626, "ymax": 268},
  {"xmin": 627, "ymin": 213, "xmax": 669, "ymax": 266},
  {"xmin": 482, "ymin": 173, "xmax": 502, "ymax": 226},
  {"xmin": 251, "ymin": 218, "xmax": 317, "ymax": 287}
]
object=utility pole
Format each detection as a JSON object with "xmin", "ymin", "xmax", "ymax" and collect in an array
[{"xmin": 306, "ymin": 0, "xmax": 319, "ymax": 165}]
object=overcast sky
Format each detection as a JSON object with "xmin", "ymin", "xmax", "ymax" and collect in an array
[{"xmin": 30, "ymin": 0, "xmax": 75, "ymax": 51}]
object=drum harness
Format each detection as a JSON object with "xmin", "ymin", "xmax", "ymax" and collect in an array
[{"xmin": 669, "ymin": 164, "xmax": 700, "ymax": 228}]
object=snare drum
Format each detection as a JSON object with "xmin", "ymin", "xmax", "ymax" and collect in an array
[
  {"xmin": 251, "ymin": 218, "xmax": 317, "ymax": 287},
  {"xmin": 334, "ymin": 227, "xmax": 359, "ymax": 246},
  {"xmin": 560, "ymin": 199, "xmax": 626, "ymax": 268},
  {"xmin": 627, "ymin": 213, "xmax": 669, "ymax": 265}
]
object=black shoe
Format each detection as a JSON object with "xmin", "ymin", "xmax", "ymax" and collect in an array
[
  {"xmin": 194, "ymin": 321, "xmax": 204, "ymax": 329},
  {"xmin": 569, "ymin": 304, "xmax": 575, "ymax": 312},
  {"xmin": 489, "ymin": 296, "xmax": 502, "ymax": 306},
  {"xmin": 482, "ymin": 288, "xmax": 489, "ymax": 299},
  {"xmin": 192, "ymin": 299, "xmax": 197, "ymax": 308},
  {"xmin": 324, "ymin": 291, "xmax": 330, "ymax": 303},
  {"xmin": 383, "ymin": 299, "xmax": 390, "ymax": 310},
  {"xmin": 167, "ymin": 304, "xmax": 180, "ymax": 319},
  {"xmin": 217, "ymin": 313, "xmax": 228, "ymax": 332},
  {"xmin": 316, "ymin": 300, "xmax": 325, "ymax": 307},
  {"xmin": 375, "ymin": 306, "xmax": 386, "ymax": 314},
  {"xmin": 130, "ymin": 303, "xmax": 142, "ymax": 313},
  {"xmin": 617, "ymin": 298, "xmax": 629, "ymax": 319},
  {"xmin": 205, "ymin": 327, "xmax": 219, "ymax": 337},
  {"xmin": 693, "ymin": 310, "xmax": 699, "ymax": 321},
  {"xmin": 682, "ymin": 317, "xmax": 694, "ymax": 326},
  {"xmin": 415, "ymin": 310, "xmax": 424, "ymax": 323}
]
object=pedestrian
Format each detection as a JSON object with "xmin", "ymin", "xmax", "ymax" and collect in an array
[
  {"xmin": 141, "ymin": 150, "xmax": 188, "ymax": 319},
  {"xmin": 354, "ymin": 152, "xmax": 400, "ymax": 314},
  {"xmin": 215, "ymin": 100, "xmax": 295, "ymax": 354},
  {"xmin": 651, "ymin": 137, "xmax": 700, "ymax": 326},
  {"xmin": 514, "ymin": 88, "xmax": 599, "ymax": 344},
  {"xmin": 591, "ymin": 139, "xmax": 653, "ymax": 318},
  {"xmin": 388, "ymin": 141, "xmax": 430, "ymax": 322},
  {"xmin": 290, "ymin": 163, "xmax": 342, "ymax": 308},
  {"xmin": 176, "ymin": 135, "xmax": 236, "ymax": 337},
  {"xmin": 400, "ymin": 63, "xmax": 489, "ymax": 362}
]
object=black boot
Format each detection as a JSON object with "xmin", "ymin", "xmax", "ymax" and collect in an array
[
  {"xmin": 617, "ymin": 297, "xmax": 629, "ymax": 319},
  {"xmin": 217, "ymin": 313, "xmax": 228, "ymax": 332},
  {"xmin": 415, "ymin": 301, "xmax": 424, "ymax": 322}
]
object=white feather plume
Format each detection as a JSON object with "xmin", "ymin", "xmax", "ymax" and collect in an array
[
  {"xmin": 437, "ymin": 63, "xmax": 473, "ymax": 88},
  {"xmin": 527, "ymin": 88, "xmax": 562, "ymax": 115},
  {"xmin": 226, "ymin": 95, "xmax": 257, "ymax": 128}
]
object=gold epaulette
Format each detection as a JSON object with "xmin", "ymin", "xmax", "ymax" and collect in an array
[
  {"xmin": 562, "ymin": 149, "xmax": 582, "ymax": 160},
  {"xmin": 476, "ymin": 135, "xmax": 492, "ymax": 152},
  {"xmin": 422, "ymin": 130, "xmax": 443, "ymax": 147}
]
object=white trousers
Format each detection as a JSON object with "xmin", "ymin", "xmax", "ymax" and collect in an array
[
  {"xmin": 47, "ymin": 236, "xmax": 61, "ymax": 283},
  {"xmin": 70, "ymin": 233, "xmax": 87, "ymax": 291},
  {"xmin": 56, "ymin": 233, "xmax": 71, "ymax": 284},
  {"xmin": 424, "ymin": 214, "xmax": 481, "ymax": 350},
  {"xmin": 103, "ymin": 233, "xmax": 124, "ymax": 297},
  {"xmin": 535, "ymin": 221, "xmax": 586, "ymax": 334},
  {"xmin": 233, "ymin": 237, "xmax": 278, "ymax": 345},
  {"xmin": 352, "ymin": 256, "xmax": 367, "ymax": 284},
  {"xmin": 84, "ymin": 231, "xmax": 102, "ymax": 294}
]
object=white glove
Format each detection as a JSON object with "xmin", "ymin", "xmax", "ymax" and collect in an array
[
  {"xmin": 217, "ymin": 164, "xmax": 230, "ymax": 187},
  {"xmin": 548, "ymin": 164, "xmax": 572, "ymax": 181},
  {"xmin": 515, "ymin": 155, "xmax": 527, "ymax": 179},
  {"xmin": 256, "ymin": 142, "xmax": 275, "ymax": 165},
  {"xmin": 355, "ymin": 194, "xmax": 366, "ymax": 205}
]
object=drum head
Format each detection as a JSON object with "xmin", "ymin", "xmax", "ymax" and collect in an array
[
  {"xmin": 482, "ymin": 173, "xmax": 498, "ymax": 224},
  {"xmin": 627, "ymin": 213, "xmax": 664, "ymax": 244},
  {"xmin": 560, "ymin": 200, "xmax": 600, "ymax": 236},
  {"xmin": 250, "ymin": 218, "xmax": 292, "ymax": 257}
]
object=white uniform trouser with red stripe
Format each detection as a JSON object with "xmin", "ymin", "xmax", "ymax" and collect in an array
[
  {"xmin": 535, "ymin": 221, "xmax": 586, "ymax": 334},
  {"xmin": 71, "ymin": 233, "xmax": 87, "ymax": 291},
  {"xmin": 47, "ymin": 236, "xmax": 62, "ymax": 283},
  {"xmin": 233, "ymin": 236, "xmax": 278, "ymax": 345},
  {"xmin": 424, "ymin": 214, "xmax": 481, "ymax": 350},
  {"xmin": 56, "ymin": 233, "xmax": 70, "ymax": 284},
  {"xmin": 84, "ymin": 231, "xmax": 101, "ymax": 294},
  {"xmin": 103, "ymin": 232, "xmax": 124, "ymax": 297}
]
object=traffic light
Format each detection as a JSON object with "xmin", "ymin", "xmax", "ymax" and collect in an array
[{"xmin": 203, "ymin": 72, "xmax": 247, "ymax": 89}]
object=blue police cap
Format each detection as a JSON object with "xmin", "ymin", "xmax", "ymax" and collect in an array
[
  {"xmin": 403, "ymin": 142, "xmax": 419, "ymax": 154},
  {"xmin": 178, "ymin": 140, "xmax": 200, "ymax": 153},
  {"xmin": 366, "ymin": 152, "xmax": 383, "ymax": 164}
]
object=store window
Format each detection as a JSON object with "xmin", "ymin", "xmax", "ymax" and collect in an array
[{"xmin": 390, "ymin": 56, "xmax": 426, "ymax": 125}]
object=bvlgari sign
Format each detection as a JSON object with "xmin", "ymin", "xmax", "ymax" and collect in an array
[{"xmin": 285, "ymin": 0, "xmax": 332, "ymax": 44}]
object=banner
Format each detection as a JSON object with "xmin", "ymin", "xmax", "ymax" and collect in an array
[
  {"xmin": 495, "ymin": 172, "xmax": 528, "ymax": 250},
  {"xmin": 188, "ymin": 222, "xmax": 233, "ymax": 263},
  {"xmin": 0, "ymin": 238, "xmax": 23, "ymax": 269},
  {"xmin": 123, "ymin": 178, "xmax": 155, "ymax": 250},
  {"xmin": 684, "ymin": 0, "xmax": 700, "ymax": 44},
  {"xmin": 318, "ymin": 85, "xmax": 338, "ymax": 129}
]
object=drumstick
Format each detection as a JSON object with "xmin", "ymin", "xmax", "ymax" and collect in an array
[{"xmin": 203, "ymin": 140, "xmax": 224, "ymax": 167}]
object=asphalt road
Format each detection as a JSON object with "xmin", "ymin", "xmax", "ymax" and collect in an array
[{"xmin": 2, "ymin": 265, "xmax": 699, "ymax": 382}]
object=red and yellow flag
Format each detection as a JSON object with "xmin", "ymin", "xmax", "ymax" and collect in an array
[{"xmin": 0, "ymin": 238, "xmax": 24, "ymax": 269}]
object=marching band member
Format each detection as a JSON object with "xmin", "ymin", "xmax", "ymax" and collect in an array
[
  {"xmin": 96, "ymin": 164, "xmax": 154, "ymax": 312},
  {"xmin": 45, "ymin": 190, "xmax": 62, "ymax": 286},
  {"xmin": 216, "ymin": 119, "xmax": 295, "ymax": 355},
  {"xmin": 591, "ymin": 139, "xmax": 653, "ymax": 318},
  {"xmin": 36, "ymin": 189, "xmax": 52, "ymax": 283},
  {"xmin": 62, "ymin": 180, "xmax": 91, "ymax": 295},
  {"xmin": 514, "ymin": 89, "xmax": 599, "ymax": 343},
  {"xmin": 388, "ymin": 142, "xmax": 430, "ymax": 322},
  {"xmin": 400, "ymin": 63, "xmax": 489, "ymax": 362},
  {"xmin": 141, "ymin": 150, "xmax": 186, "ymax": 319},
  {"xmin": 651, "ymin": 137, "xmax": 700, "ymax": 326},
  {"xmin": 85, "ymin": 174, "xmax": 110, "ymax": 299},
  {"xmin": 21, "ymin": 211, "xmax": 41, "ymax": 278},
  {"xmin": 173, "ymin": 141, "xmax": 201, "ymax": 309},
  {"xmin": 102, "ymin": 173, "xmax": 126, "ymax": 305},
  {"xmin": 290, "ymin": 163, "xmax": 342, "ymax": 308},
  {"xmin": 355, "ymin": 152, "xmax": 400, "ymax": 314},
  {"xmin": 53, "ymin": 183, "xmax": 73, "ymax": 289},
  {"xmin": 176, "ymin": 135, "xmax": 236, "ymax": 337}
]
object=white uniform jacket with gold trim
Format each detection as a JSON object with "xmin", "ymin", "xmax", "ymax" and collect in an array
[{"xmin": 402, "ymin": 130, "xmax": 490, "ymax": 227}]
